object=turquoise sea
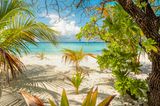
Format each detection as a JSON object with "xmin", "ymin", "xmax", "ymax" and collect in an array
[{"xmin": 27, "ymin": 42, "xmax": 106, "ymax": 54}]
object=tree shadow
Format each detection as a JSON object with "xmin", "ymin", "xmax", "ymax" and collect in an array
[
  {"xmin": 67, "ymin": 87, "xmax": 90, "ymax": 95},
  {"xmin": 0, "ymin": 65, "xmax": 67, "ymax": 106},
  {"xmin": 68, "ymin": 99, "xmax": 82, "ymax": 106},
  {"xmin": 68, "ymin": 66, "xmax": 108, "ymax": 76}
]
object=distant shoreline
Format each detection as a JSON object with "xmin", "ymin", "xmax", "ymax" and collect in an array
[
  {"xmin": 35, "ymin": 41, "xmax": 107, "ymax": 43},
  {"xmin": 26, "ymin": 42, "xmax": 106, "ymax": 54}
]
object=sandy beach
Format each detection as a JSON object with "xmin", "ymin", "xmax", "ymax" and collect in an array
[{"xmin": 0, "ymin": 54, "xmax": 151, "ymax": 106}]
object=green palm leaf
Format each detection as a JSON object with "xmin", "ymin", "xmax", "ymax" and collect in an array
[
  {"xmin": 97, "ymin": 95, "xmax": 116, "ymax": 106},
  {"xmin": 48, "ymin": 99, "xmax": 56, "ymax": 106},
  {"xmin": 62, "ymin": 48, "xmax": 96, "ymax": 71},
  {"xmin": 60, "ymin": 89, "xmax": 69, "ymax": 106},
  {"xmin": 0, "ymin": 0, "xmax": 57, "ymax": 82}
]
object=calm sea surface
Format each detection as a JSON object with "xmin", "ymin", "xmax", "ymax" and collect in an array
[{"xmin": 27, "ymin": 42, "xmax": 106, "ymax": 54}]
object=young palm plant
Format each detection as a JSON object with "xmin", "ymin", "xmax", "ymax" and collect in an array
[
  {"xmin": 62, "ymin": 48, "xmax": 96, "ymax": 71},
  {"xmin": 67, "ymin": 71, "xmax": 84, "ymax": 94},
  {"xmin": 21, "ymin": 88, "xmax": 115, "ymax": 106},
  {"xmin": 0, "ymin": 0, "xmax": 57, "ymax": 82},
  {"xmin": 37, "ymin": 52, "xmax": 46, "ymax": 60}
]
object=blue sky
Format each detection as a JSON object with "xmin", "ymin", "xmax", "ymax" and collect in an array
[
  {"xmin": 27, "ymin": 0, "xmax": 102, "ymax": 42},
  {"xmin": 28, "ymin": 0, "xmax": 160, "ymax": 42}
]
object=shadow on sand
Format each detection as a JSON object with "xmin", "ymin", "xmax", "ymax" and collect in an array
[
  {"xmin": 0, "ymin": 65, "xmax": 115, "ymax": 106},
  {"xmin": 0, "ymin": 65, "xmax": 68, "ymax": 106}
]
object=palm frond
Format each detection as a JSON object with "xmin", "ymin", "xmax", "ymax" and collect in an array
[
  {"xmin": 62, "ymin": 48, "xmax": 95, "ymax": 66},
  {"xmin": 0, "ymin": 48, "xmax": 25, "ymax": 82},
  {"xmin": 0, "ymin": 15, "xmax": 57, "ymax": 55},
  {"xmin": 0, "ymin": 0, "xmax": 58, "ymax": 82},
  {"xmin": 20, "ymin": 91, "xmax": 44, "ymax": 106},
  {"xmin": 0, "ymin": 0, "xmax": 33, "ymax": 26}
]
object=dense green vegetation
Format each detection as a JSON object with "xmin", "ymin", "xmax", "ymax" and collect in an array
[
  {"xmin": 76, "ymin": 0, "xmax": 160, "ymax": 105},
  {"xmin": 77, "ymin": 4, "xmax": 150, "ymax": 102}
]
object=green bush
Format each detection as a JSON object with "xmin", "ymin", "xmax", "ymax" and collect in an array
[
  {"xmin": 76, "ymin": 4, "xmax": 148, "ymax": 102},
  {"xmin": 115, "ymin": 76, "xmax": 147, "ymax": 100}
]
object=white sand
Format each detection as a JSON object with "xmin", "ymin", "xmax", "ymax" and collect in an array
[{"xmin": 0, "ymin": 54, "xmax": 151, "ymax": 106}]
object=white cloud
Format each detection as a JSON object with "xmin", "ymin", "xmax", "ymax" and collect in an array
[{"xmin": 47, "ymin": 14, "xmax": 80, "ymax": 36}]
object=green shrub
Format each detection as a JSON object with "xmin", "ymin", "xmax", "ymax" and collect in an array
[
  {"xmin": 76, "ymin": 4, "xmax": 148, "ymax": 102},
  {"xmin": 115, "ymin": 76, "xmax": 147, "ymax": 100}
]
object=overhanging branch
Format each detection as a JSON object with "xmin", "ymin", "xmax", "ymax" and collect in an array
[{"xmin": 116, "ymin": 0, "xmax": 160, "ymax": 42}]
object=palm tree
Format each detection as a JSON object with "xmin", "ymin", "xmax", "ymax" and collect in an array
[
  {"xmin": 62, "ymin": 48, "xmax": 96, "ymax": 71},
  {"xmin": 0, "ymin": 0, "xmax": 57, "ymax": 82}
]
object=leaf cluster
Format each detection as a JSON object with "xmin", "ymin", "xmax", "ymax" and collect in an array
[
  {"xmin": 76, "ymin": 4, "xmax": 148, "ymax": 101},
  {"xmin": 115, "ymin": 76, "xmax": 148, "ymax": 100}
]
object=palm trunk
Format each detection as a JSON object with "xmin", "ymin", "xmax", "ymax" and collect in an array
[
  {"xmin": 76, "ymin": 62, "xmax": 79, "ymax": 72},
  {"xmin": 75, "ymin": 87, "xmax": 79, "ymax": 94},
  {"xmin": 148, "ymin": 51, "xmax": 160, "ymax": 106}
]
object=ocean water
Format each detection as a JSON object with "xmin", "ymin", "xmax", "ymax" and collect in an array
[{"xmin": 27, "ymin": 42, "xmax": 106, "ymax": 54}]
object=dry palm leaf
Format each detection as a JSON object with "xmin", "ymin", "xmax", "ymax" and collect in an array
[
  {"xmin": 0, "ymin": 48, "xmax": 25, "ymax": 82},
  {"xmin": 20, "ymin": 91, "xmax": 44, "ymax": 106}
]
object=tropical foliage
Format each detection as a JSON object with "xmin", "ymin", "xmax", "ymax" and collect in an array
[
  {"xmin": 0, "ymin": 0, "xmax": 57, "ymax": 82},
  {"xmin": 67, "ymin": 71, "xmax": 84, "ymax": 94},
  {"xmin": 81, "ymin": 88, "xmax": 115, "ymax": 106},
  {"xmin": 21, "ymin": 88, "xmax": 115, "ymax": 106},
  {"xmin": 24, "ymin": 0, "xmax": 160, "ymax": 104},
  {"xmin": 62, "ymin": 48, "xmax": 96, "ymax": 71},
  {"xmin": 76, "ymin": 4, "xmax": 148, "ymax": 101}
]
